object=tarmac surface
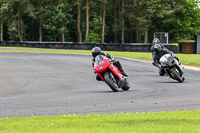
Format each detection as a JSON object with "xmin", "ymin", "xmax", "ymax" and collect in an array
[{"xmin": 0, "ymin": 53, "xmax": 200, "ymax": 118}]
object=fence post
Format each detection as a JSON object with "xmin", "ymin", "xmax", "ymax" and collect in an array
[{"xmin": 196, "ymin": 35, "xmax": 200, "ymax": 54}]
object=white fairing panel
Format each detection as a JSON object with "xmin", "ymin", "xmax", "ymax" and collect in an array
[{"xmin": 160, "ymin": 54, "xmax": 171, "ymax": 65}]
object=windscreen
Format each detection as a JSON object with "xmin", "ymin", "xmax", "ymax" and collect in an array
[
  {"xmin": 160, "ymin": 54, "xmax": 171, "ymax": 64},
  {"xmin": 95, "ymin": 55, "xmax": 104, "ymax": 65}
]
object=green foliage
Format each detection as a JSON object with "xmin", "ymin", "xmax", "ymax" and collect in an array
[
  {"xmin": 41, "ymin": 1, "xmax": 73, "ymax": 41},
  {"xmin": 170, "ymin": 0, "xmax": 200, "ymax": 41},
  {"xmin": 85, "ymin": 16, "xmax": 104, "ymax": 43},
  {"xmin": 0, "ymin": 0, "xmax": 199, "ymax": 42},
  {"xmin": 89, "ymin": 17, "xmax": 102, "ymax": 35},
  {"xmin": 0, "ymin": 1, "xmax": 9, "ymax": 22},
  {"xmin": 85, "ymin": 32, "xmax": 101, "ymax": 43},
  {"xmin": 7, "ymin": 21, "xmax": 18, "ymax": 40}
]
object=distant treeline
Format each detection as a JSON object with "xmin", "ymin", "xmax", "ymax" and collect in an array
[{"xmin": 0, "ymin": 0, "xmax": 200, "ymax": 43}]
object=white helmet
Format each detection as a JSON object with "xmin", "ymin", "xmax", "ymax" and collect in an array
[{"xmin": 152, "ymin": 38, "xmax": 160, "ymax": 45}]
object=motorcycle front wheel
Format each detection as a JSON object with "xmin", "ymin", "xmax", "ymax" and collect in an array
[
  {"xmin": 104, "ymin": 73, "xmax": 119, "ymax": 92},
  {"xmin": 171, "ymin": 69, "xmax": 184, "ymax": 83}
]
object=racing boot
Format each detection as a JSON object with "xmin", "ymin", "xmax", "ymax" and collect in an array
[
  {"xmin": 119, "ymin": 68, "xmax": 128, "ymax": 77},
  {"xmin": 114, "ymin": 61, "xmax": 128, "ymax": 77}
]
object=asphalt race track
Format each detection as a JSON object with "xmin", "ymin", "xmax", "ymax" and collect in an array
[{"xmin": 0, "ymin": 53, "xmax": 200, "ymax": 118}]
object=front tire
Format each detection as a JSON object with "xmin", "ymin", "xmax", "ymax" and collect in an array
[
  {"xmin": 171, "ymin": 69, "xmax": 183, "ymax": 83},
  {"xmin": 104, "ymin": 73, "xmax": 119, "ymax": 92}
]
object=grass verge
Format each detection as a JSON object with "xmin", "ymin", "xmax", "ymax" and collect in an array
[
  {"xmin": 0, "ymin": 110, "xmax": 200, "ymax": 133},
  {"xmin": 0, "ymin": 47, "xmax": 199, "ymax": 66}
]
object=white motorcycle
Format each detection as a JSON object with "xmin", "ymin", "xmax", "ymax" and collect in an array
[{"xmin": 159, "ymin": 54, "xmax": 185, "ymax": 83}]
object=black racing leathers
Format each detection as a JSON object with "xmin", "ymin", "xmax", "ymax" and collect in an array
[
  {"xmin": 151, "ymin": 44, "xmax": 177, "ymax": 76},
  {"xmin": 92, "ymin": 52, "xmax": 113, "ymax": 63},
  {"xmin": 151, "ymin": 44, "xmax": 173, "ymax": 68}
]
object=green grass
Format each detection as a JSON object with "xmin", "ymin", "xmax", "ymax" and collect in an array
[
  {"xmin": 1, "ymin": 110, "xmax": 200, "ymax": 133},
  {"xmin": 175, "ymin": 54, "xmax": 200, "ymax": 66},
  {"xmin": 0, "ymin": 47, "xmax": 199, "ymax": 66}
]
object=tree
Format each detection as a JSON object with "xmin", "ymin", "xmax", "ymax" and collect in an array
[
  {"xmin": 5, "ymin": 0, "xmax": 32, "ymax": 41},
  {"xmin": 54, "ymin": 1, "xmax": 73, "ymax": 42},
  {"xmin": 85, "ymin": 0, "xmax": 89, "ymax": 41},
  {"xmin": 169, "ymin": 0, "xmax": 200, "ymax": 41},
  {"xmin": 0, "ymin": 1, "xmax": 3, "ymax": 41},
  {"xmin": 113, "ymin": 0, "xmax": 118, "ymax": 43},
  {"xmin": 0, "ymin": 0, "xmax": 9, "ymax": 41},
  {"xmin": 101, "ymin": 0, "xmax": 107, "ymax": 43},
  {"xmin": 0, "ymin": 0, "xmax": 199, "ymax": 43},
  {"xmin": 125, "ymin": 0, "xmax": 177, "ymax": 43},
  {"xmin": 85, "ymin": 16, "xmax": 102, "ymax": 43},
  {"xmin": 38, "ymin": 1, "xmax": 43, "ymax": 42},
  {"xmin": 39, "ymin": 0, "xmax": 73, "ymax": 42},
  {"xmin": 121, "ymin": 0, "xmax": 124, "ymax": 43},
  {"xmin": 28, "ymin": 0, "xmax": 44, "ymax": 42},
  {"xmin": 85, "ymin": 0, "xmax": 104, "ymax": 43},
  {"xmin": 76, "ymin": 0, "xmax": 82, "ymax": 42}
]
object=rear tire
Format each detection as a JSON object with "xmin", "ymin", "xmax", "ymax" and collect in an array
[
  {"xmin": 182, "ymin": 76, "xmax": 185, "ymax": 82},
  {"xmin": 104, "ymin": 74, "xmax": 119, "ymax": 92},
  {"xmin": 171, "ymin": 69, "xmax": 183, "ymax": 83},
  {"xmin": 121, "ymin": 81, "xmax": 130, "ymax": 91}
]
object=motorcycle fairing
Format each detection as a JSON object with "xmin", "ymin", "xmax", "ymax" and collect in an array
[
  {"xmin": 94, "ymin": 56, "xmax": 110, "ymax": 73},
  {"xmin": 160, "ymin": 54, "xmax": 184, "ymax": 80},
  {"xmin": 108, "ymin": 63, "xmax": 123, "ymax": 80},
  {"xmin": 94, "ymin": 55, "xmax": 123, "ymax": 80},
  {"xmin": 97, "ymin": 73, "xmax": 106, "ymax": 82}
]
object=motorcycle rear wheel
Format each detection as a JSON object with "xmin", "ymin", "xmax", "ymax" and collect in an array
[
  {"xmin": 104, "ymin": 74, "xmax": 119, "ymax": 92},
  {"xmin": 121, "ymin": 81, "xmax": 130, "ymax": 91}
]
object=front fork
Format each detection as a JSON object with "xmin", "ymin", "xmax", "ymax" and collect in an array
[
  {"xmin": 168, "ymin": 65, "xmax": 184, "ymax": 79},
  {"xmin": 97, "ymin": 73, "xmax": 106, "ymax": 82},
  {"xmin": 174, "ymin": 59, "xmax": 184, "ymax": 75},
  {"xmin": 107, "ymin": 71, "xmax": 126, "ymax": 88}
]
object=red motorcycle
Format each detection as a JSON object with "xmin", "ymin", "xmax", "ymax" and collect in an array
[{"xmin": 94, "ymin": 55, "xmax": 130, "ymax": 92}]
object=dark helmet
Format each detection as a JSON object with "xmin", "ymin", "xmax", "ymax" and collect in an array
[
  {"xmin": 154, "ymin": 44, "xmax": 162, "ymax": 53},
  {"xmin": 92, "ymin": 47, "xmax": 101, "ymax": 58},
  {"xmin": 152, "ymin": 38, "xmax": 160, "ymax": 45}
]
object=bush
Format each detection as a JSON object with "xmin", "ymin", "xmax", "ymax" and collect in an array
[{"xmin": 85, "ymin": 33, "xmax": 101, "ymax": 43}]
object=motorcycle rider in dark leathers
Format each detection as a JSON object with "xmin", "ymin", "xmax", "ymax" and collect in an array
[
  {"xmin": 151, "ymin": 38, "xmax": 179, "ymax": 76},
  {"xmin": 92, "ymin": 47, "xmax": 128, "ymax": 81}
]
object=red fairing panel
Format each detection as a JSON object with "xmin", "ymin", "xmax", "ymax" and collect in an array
[{"xmin": 108, "ymin": 63, "xmax": 122, "ymax": 80}]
